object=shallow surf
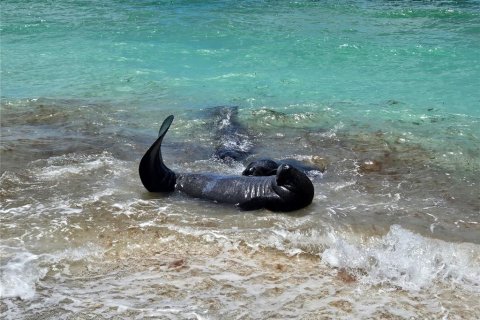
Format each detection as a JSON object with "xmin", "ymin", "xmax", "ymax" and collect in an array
[{"xmin": 1, "ymin": 99, "xmax": 479, "ymax": 319}]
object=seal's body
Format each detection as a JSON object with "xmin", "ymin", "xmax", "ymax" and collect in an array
[
  {"xmin": 139, "ymin": 116, "xmax": 314, "ymax": 212},
  {"xmin": 176, "ymin": 164, "xmax": 313, "ymax": 211}
]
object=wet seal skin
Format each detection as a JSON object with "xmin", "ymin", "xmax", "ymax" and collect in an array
[
  {"xmin": 139, "ymin": 115, "xmax": 314, "ymax": 212},
  {"xmin": 242, "ymin": 158, "xmax": 324, "ymax": 177}
]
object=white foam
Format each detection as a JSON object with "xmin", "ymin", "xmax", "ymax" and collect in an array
[
  {"xmin": 267, "ymin": 228, "xmax": 327, "ymax": 256},
  {"xmin": 0, "ymin": 250, "xmax": 46, "ymax": 300},
  {"xmin": 0, "ymin": 244, "xmax": 103, "ymax": 300},
  {"xmin": 322, "ymin": 225, "xmax": 480, "ymax": 292},
  {"xmin": 36, "ymin": 152, "xmax": 118, "ymax": 181}
]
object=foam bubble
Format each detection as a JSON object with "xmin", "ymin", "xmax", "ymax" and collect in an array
[{"xmin": 322, "ymin": 225, "xmax": 480, "ymax": 292}]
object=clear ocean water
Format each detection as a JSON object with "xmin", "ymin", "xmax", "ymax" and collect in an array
[{"xmin": 1, "ymin": 1, "xmax": 479, "ymax": 319}]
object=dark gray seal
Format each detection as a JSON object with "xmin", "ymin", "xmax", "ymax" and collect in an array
[
  {"xmin": 139, "ymin": 115, "xmax": 314, "ymax": 212},
  {"xmin": 209, "ymin": 106, "xmax": 253, "ymax": 162}
]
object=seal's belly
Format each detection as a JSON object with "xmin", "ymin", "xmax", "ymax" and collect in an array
[{"xmin": 176, "ymin": 173, "xmax": 275, "ymax": 204}]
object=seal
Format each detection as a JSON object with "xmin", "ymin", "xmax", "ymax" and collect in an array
[
  {"xmin": 209, "ymin": 106, "xmax": 253, "ymax": 162},
  {"xmin": 242, "ymin": 158, "xmax": 323, "ymax": 177},
  {"xmin": 139, "ymin": 115, "xmax": 314, "ymax": 212}
]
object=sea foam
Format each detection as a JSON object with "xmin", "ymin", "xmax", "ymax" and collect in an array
[
  {"xmin": 0, "ymin": 250, "xmax": 46, "ymax": 300},
  {"xmin": 0, "ymin": 244, "xmax": 103, "ymax": 300},
  {"xmin": 322, "ymin": 225, "xmax": 480, "ymax": 292}
]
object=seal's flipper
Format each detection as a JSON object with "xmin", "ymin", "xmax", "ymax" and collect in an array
[
  {"xmin": 139, "ymin": 115, "xmax": 176, "ymax": 192},
  {"xmin": 158, "ymin": 115, "xmax": 174, "ymax": 138}
]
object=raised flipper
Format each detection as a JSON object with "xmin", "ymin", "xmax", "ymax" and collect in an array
[
  {"xmin": 139, "ymin": 115, "xmax": 176, "ymax": 192},
  {"xmin": 158, "ymin": 115, "xmax": 174, "ymax": 137}
]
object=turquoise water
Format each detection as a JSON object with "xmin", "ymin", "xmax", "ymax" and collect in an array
[
  {"xmin": 1, "ymin": 1, "xmax": 480, "ymax": 319},
  {"xmin": 2, "ymin": 0, "xmax": 480, "ymax": 114}
]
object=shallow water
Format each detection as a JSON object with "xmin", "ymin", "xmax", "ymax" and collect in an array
[{"xmin": 1, "ymin": 1, "xmax": 480, "ymax": 319}]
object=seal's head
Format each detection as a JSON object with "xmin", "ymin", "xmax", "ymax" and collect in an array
[
  {"xmin": 242, "ymin": 159, "xmax": 279, "ymax": 176},
  {"xmin": 272, "ymin": 164, "xmax": 314, "ymax": 211},
  {"xmin": 215, "ymin": 148, "xmax": 249, "ymax": 162}
]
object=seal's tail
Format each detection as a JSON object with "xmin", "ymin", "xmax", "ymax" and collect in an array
[{"xmin": 139, "ymin": 115, "xmax": 176, "ymax": 192}]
